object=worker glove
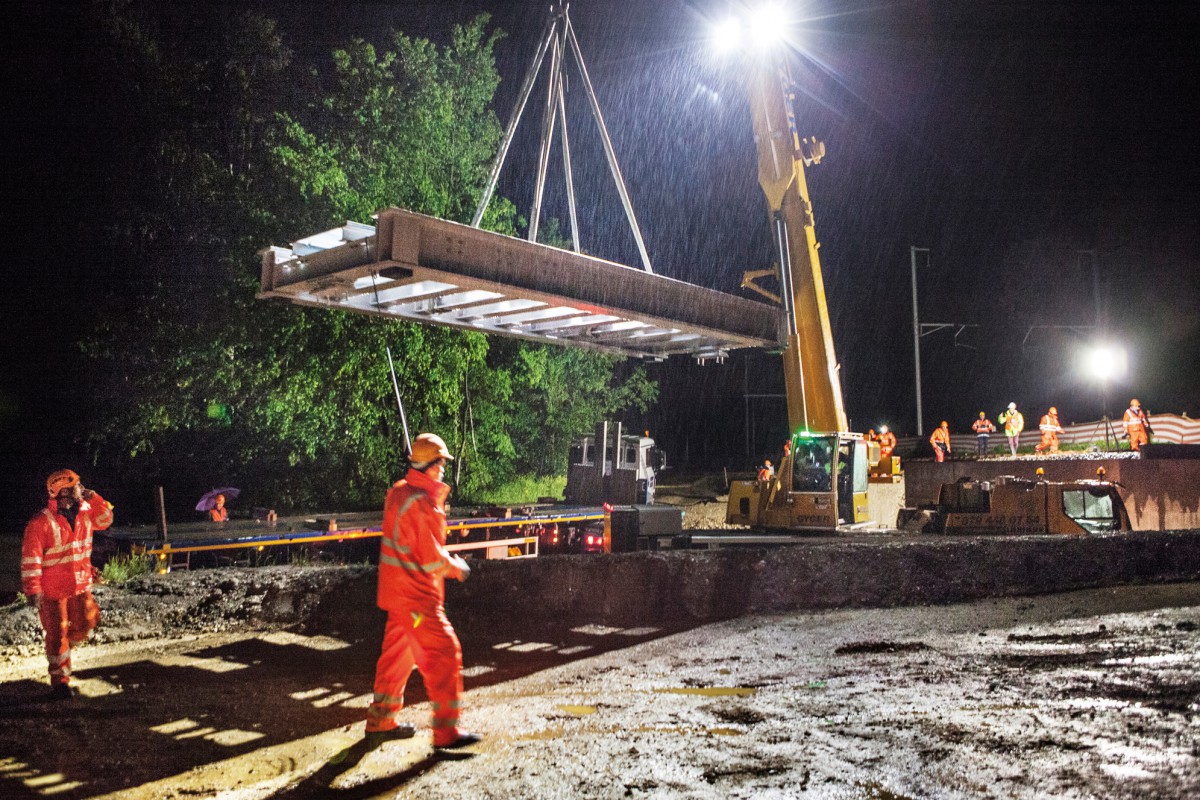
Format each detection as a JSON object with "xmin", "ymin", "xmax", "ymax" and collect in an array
[{"xmin": 450, "ymin": 555, "xmax": 471, "ymax": 582}]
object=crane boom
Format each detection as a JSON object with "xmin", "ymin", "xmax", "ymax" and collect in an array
[{"xmin": 748, "ymin": 61, "xmax": 847, "ymax": 434}]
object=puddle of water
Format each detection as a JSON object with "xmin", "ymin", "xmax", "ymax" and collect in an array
[
  {"xmin": 556, "ymin": 704, "xmax": 597, "ymax": 716},
  {"xmin": 654, "ymin": 687, "xmax": 757, "ymax": 697}
]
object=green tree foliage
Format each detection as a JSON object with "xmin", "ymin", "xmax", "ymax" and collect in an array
[{"xmin": 81, "ymin": 4, "xmax": 655, "ymax": 518}]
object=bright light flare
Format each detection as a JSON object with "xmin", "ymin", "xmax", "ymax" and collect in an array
[
  {"xmin": 1085, "ymin": 344, "xmax": 1128, "ymax": 381},
  {"xmin": 748, "ymin": 3, "xmax": 790, "ymax": 46},
  {"xmin": 709, "ymin": 15, "xmax": 743, "ymax": 55}
]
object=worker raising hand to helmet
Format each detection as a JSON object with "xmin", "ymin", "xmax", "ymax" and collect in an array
[
  {"xmin": 366, "ymin": 433, "xmax": 482, "ymax": 751},
  {"xmin": 23, "ymin": 469, "xmax": 113, "ymax": 700}
]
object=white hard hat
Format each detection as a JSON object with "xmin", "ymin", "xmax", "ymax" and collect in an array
[{"xmin": 1008, "ymin": 402, "xmax": 1016, "ymax": 410}]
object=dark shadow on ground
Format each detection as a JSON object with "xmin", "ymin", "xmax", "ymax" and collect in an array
[{"xmin": 0, "ymin": 616, "xmax": 690, "ymax": 799}]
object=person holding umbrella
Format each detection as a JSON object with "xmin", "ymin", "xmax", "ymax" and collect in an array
[
  {"xmin": 196, "ymin": 487, "xmax": 239, "ymax": 523},
  {"xmin": 210, "ymin": 495, "xmax": 228, "ymax": 523}
]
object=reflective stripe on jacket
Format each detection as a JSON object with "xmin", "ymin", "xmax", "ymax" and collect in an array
[
  {"xmin": 1123, "ymin": 408, "xmax": 1147, "ymax": 430},
  {"xmin": 377, "ymin": 469, "xmax": 459, "ymax": 612},
  {"xmin": 1039, "ymin": 414, "xmax": 1062, "ymax": 433},
  {"xmin": 22, "ymin": 494, "xmax": 113, "ymax": 599}
]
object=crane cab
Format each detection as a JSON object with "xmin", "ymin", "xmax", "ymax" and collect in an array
[{"xmin": 726, "ymin": 432, "xmax": 871, "ymax": 531}]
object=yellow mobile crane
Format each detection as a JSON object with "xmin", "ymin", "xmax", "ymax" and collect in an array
[{"xmin": 726, "ymin": 49, "xmax": 902, "ymax": 531}]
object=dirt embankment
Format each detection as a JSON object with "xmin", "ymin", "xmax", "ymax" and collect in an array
[{"xmin": 0, "ymin": 569, "xmax": 1197, "ymax": 800}]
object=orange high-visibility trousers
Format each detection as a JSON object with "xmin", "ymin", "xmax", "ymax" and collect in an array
[
  {"xmin": 38, "ymin": 591, "xmax": 100, "ymax": 686},
  {"xmin": 1127, "ymin": 425, "xmax": 1148, "ymax": 451},
  {"xmin": 366, "ymin": 604, "xmax": 464, "ymax": 745},
  {"xmin": 1035, "ymin": 432, "xmax": 1059, "ymax": 453}
]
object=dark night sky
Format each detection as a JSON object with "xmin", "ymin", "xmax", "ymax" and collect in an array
[{"xmin": 3, "ymin": 0, "xmax": 1198, "ymax": 513}]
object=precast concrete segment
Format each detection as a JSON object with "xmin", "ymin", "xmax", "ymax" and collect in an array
[
  {"xmin": 259, "ymin": 208, "xmax": 782, "ymax": 360},
  {"xmin": 905, "ymin": 458, "xmax": 1200, "ymax": 531},
  {"xmin": 298, "ymin": 531, "xmax": 1200, "ymax": 636}
]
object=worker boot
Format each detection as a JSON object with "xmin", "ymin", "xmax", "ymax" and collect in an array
[
  {"xmin": 364, "ymin": 723, "xmax": 416, "ymax": 747},
  {"xmin": 46, "ymin": 683, "xmax": 74, "ymax": 701},
  {"xmin": 435, "ymin": 731, "xmax": 483, "ymax": 751}
]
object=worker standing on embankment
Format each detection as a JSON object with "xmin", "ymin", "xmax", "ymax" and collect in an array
[
  {"xmin": 22, "ymin": 470, "xmax": 113, "ymax": 700},
  {"xmin": 972, "ymin": 412, "xmax": 996, "ymax": 457},
  {"xmin": 1123, "ymin": 399, "xmax": 1150, "ymax": 452},
  {"xmin": 998, "ymin": 402, "xmax": 1024, "ymax": 455},
  {"xmin": 365, "ymin": 433, "xmax": 481, "ymax": 750},
  {"xmin": 930, "ymin": 421, "xmax": 952, "ymax": 462}
]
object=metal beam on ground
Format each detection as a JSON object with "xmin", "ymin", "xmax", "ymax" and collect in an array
[{"xmin": 260, "ymin": 208, "xmax": 782, "ymax": 361}]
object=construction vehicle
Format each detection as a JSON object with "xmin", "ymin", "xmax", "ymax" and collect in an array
[
  {"xmin": 724, "ymin": 37, "xmax": 904, "ymax": 531},
  {"xmin": 565, "ymin": 421, "xmax": 666, "ymax": 506},
  {"xmin": 897, "ymin": 476, "xmax": 1132, "ymax": 535}
]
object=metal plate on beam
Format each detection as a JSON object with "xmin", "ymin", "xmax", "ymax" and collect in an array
[{"xmin": 259, "ymin": 208, "xmax": 782, "ymax": 361}]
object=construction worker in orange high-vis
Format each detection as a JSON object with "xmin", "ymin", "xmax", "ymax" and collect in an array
[
  {"xmin": 1122, "ymin": 399, "xmax": 1150, "ymax": 451},
  {"xmin": 365, "ymin": 433, "xmax": 482, "ymax": 751},
  {"xmin": 971, "ymin": 412, "xmax": 996, "ymax": 457},
  {"xmin": 877, "ymin": 425, "xmax": 897, "ymax": 459},
  {"xmin": 1035, "ymin": 407, "xmax": 1063, "ymax": 454},
  {"xmin": 929, "ymin": 421, "xmax": 952, "ymax": 462},
  {"xmin": 23, "ymin": 470, "xmax": 113, "ymax": 700}
]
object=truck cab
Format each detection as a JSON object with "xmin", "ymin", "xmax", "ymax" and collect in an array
[{"xmin": 565, "ymin": 422, "xmax": 665, "ymax": 506}]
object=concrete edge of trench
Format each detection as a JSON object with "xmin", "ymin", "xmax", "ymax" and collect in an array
[{"xmin": 295, "ymin": 530, "xmax": 1200, "ymax": 636}]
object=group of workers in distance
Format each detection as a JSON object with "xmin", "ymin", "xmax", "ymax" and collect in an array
[
  {"xmin": 922, "ymin": 398, "xmax": 1152, "ymax": 461},
  {"xmin": 22, "ymin": 431, "xmax": 482, "ymax": 752}
]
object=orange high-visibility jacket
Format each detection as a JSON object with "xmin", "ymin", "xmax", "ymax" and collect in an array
[
  {"xmin": 1039, "ymin": 414, "xmax": 1062, "ymax": 433},
  {"xmin": 930, "ymin": 427, "xmax": 951, "ymax": 449},
  {"xmin": 22, "ymin": 494, "xmax": 113, "ymax": 600},
  {"xmin": 972, "ymin": 418, "xmax": 996, "ymax": 434},
  {"xmin": 1123, "ymin": 407, "xmax": 1147, "ymax": 431},
  {"xmin": 878, "ymin": 431, "xmax": 897, "ymax": 452},
  {"xmin": 377, "ymin": 469, "xmax": 464, "ymax": 612}
]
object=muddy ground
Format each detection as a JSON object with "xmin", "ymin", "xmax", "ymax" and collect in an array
[{"xmin": 0, "ymin": 555, "xmax": 1197, "ymax": 799}]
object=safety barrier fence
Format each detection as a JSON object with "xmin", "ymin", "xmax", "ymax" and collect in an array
[{"xmin": 140, "ymin": 511, "xmax": 606, "ymax": 572}]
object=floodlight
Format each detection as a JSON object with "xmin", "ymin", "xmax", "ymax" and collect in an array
[{"xmin": 1086, "ymin": 344, "xmax": 1127, "ymax": 382}]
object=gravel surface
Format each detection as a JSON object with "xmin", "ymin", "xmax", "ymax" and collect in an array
[{"xmin": 1, "ymin": 567, "xmax": 1196, "ymax": 799}]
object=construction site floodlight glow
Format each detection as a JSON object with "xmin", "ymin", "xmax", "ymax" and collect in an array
[
  {"xmin": 709, "ymin": 4, "xmax": 789, "ymax": 54},
  {"xmin": 1086, "ymin": 343, "xmax": 1128, "ymax": 382}
]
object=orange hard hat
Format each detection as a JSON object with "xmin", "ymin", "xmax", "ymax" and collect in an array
[
  {"xmin": 764, "ymin": 459, "xmax": 772, "ymax": 466},
  {"xmin": 46, "ymin": 469, "xmax": 80, "ymax": 496},
  {"xmin": 1049, "ymin": 406, "xmax": 1058, "ymax": 414},
  {"xmin": 941, "ymin": 420, "xmax": 949, "ymax": 427},
  {"xmin": 1036, "ymin": 467, "xmax": 1045, "ymax": 476},
  {"xmin": 410, "ymin": 433, "xmax": 453, "ymax": 466},
  {"xmin": 1130, "ymin": 398, "xmax": 1140, "ymax": 407}
]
